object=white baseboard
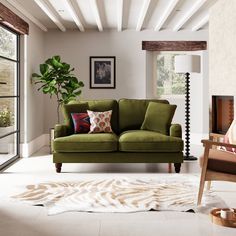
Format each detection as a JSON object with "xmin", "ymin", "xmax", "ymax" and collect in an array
[{"xmin": 20, "ymin": 134, "xmax": 49, "ymax": 158}]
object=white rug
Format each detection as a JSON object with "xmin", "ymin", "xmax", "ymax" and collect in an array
[{"xmin": 12, "ymin": 175, "xmax": 227, "ymax": 215}]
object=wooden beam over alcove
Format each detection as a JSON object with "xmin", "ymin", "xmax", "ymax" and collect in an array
[{"xmin": 142, "ymin": 41, "xmax": 207, "ymax": 51}]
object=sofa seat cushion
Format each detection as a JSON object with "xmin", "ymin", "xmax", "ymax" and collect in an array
[
  {"xmin": 199, "ymin": 149, "xmax": 236, "ymax": 175},
  {"xmin": 54, "ymin": 133, "xmax": 118, "ymax": 152},
  {"xmin": 119, "ymin": 130, "xmax": 183, "ymax": 152}
]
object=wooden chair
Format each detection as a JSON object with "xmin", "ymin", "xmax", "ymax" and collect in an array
[{"xmin": 197, "ymin": 139, "xmax": 236, "ymax": 205}]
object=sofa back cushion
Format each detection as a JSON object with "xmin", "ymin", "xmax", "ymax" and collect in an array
[
  {"xmin": 82, "ymin": 100, "xmax": 119, "ymax": 134},
  {"xmin": 141, "ymin": 102, "xmax": 177, "ymax": 135},
  {"xmin": 63, "ymin": 100, "xmax": 118, "ymax": 134},
  {"xmin": 118, "ymin": 99, "xmax": 169, "ymax": 133}
]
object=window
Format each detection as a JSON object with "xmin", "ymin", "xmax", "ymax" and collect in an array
[
  {"xmin": 155, "ymin": 52, "xmax": 185, "ymax": 98},
  {"xmin": 0, "ymin": 25, "xmax": 20, "ymax": 169}
]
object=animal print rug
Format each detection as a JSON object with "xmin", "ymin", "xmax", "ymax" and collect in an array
[{"xmin": 12, "ymin": 175, "xmax": 226, "ymax": 215}]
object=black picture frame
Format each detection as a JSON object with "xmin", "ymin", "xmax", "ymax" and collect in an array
[{"xmin": 90, "ymin": 56, "xmax": 116, "ymax": 89}]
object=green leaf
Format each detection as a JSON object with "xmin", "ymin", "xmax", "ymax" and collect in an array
[
  {"xmin": 54, "ymin": 55, "xmax": 61, "ymax": 62},
  {"xmin": 78, "ymin": 81, "xmax": 84, "ymax": 87},
  {"xmin": 45, "ymin": 58, "xmax": 53, "ymax": 65},
  {"xmin": 52, "ymin": 57, "xmax": 63, "ymax": 68},
  {"xmin": 49, "ymin": 80, "xmax": 57, "ymax": 86},
  {"xmin": 61, "ymin": 92, "xmax": 68, "ymax": 100},
  {"xmin": 40, "ymin": 64, "xmax": 49, "ymax": 75},
  {"xmin": 32, "ymin": 73, "xmax": 41, "ymax": 78},
  {"xmin": 62, "ymin": 63, "xmax": 70, "ymax": 71},
  {"xmin": 75, "ymin": 90, "xmax": 82, "ymax": 96},
  {"xmin": 42, "ymin": 86, "xmax": 51, "ymax": 93}
]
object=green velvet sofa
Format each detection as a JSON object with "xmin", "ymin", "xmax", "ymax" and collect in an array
[{"xmin": 53, "ymin": 99, "xmax": 184, "ymax": 173}]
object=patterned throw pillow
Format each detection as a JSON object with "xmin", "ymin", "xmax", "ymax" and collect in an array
[
  {"xmin": 87, "ymin": 110, "xmax": 113, "ymax": 133},
  {"xmin": 71, "ymin": 113, "xmax": 90, "ymax": 133}
]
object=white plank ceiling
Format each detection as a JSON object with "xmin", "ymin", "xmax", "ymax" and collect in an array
[{"xmin": 5, "ymin": 0, "xmax": 217, "ymax": 32}]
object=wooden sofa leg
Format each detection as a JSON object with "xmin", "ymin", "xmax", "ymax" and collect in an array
[
  {"xmin": 55, "ymin": 163, "xmax": 62, "ymax": 173},
  {"xmin": 174, "ymin": 163, "xmax": 181, "ymax": 173}
]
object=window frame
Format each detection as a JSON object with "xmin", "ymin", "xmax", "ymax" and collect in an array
[{"xmin": 0, "ymin": 24, "xmax": 20, "ymax": 170}]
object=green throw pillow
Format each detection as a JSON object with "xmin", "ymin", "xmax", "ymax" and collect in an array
[
  {"xmin": 62, "ymin": 102, "xmax": 89, "ymax": 133},
  {"xmin": 141, "ymin": 102, "xmax": 177, "ymax": 135}
]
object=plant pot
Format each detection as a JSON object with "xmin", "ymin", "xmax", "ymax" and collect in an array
[{"xmin": 0, "ymin": 126, "xmax": 14, "ymax": 154}]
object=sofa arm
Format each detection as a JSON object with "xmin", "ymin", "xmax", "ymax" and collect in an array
[
  {"xmin": 54, "ymin": 124, "xmax": 69, "ymax": 138},
  {"xmin": 170, "ymin": 124, "xmax": 182, "ymax": 138}
]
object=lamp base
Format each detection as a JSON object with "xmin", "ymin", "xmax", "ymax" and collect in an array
[{"xmin": 184, "ymin": 155, "xmax": 198, "ymax": 161}]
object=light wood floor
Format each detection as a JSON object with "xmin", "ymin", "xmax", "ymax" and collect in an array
[{"xmin": 0, "ymin": 146, "xmax": 236, "ymax": 236}]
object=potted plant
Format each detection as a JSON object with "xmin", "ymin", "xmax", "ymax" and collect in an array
[
  {"xmin": 32, "ymin": 55, "xmax": 84, "ymax": 123},
  {"xmin": 0, "ymin": 106, "xmax": 14, "ymax": 154}
]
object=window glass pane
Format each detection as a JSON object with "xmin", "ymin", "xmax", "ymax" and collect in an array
[
  {"xmin": 0, "ymin": 133, "xmax": 17, "ymax": 166},
  {"xmin": 0, "ymin": 26, "xmax": 17, "ymax": 60},
  {"xmin": 0, "ymin": 98, "xmax": 17, "ymax": 136},
  {"xmin": 0, "ymin": 58, "xmax": 17, "ymax": 96},
  {"xmin": 156, "ymin": 54, "xmax": 185, "ymax": 97}
]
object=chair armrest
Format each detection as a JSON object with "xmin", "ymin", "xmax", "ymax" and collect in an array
[
  {"xmin": 54, "ymin": 124, "xmax": 69, "ymax": 138},
  {"xmin": 201, "ymin": 139, "xmax": 236, "ymax": 149},
  {"xmin": 170, "ymin": 124, "xmax": 182, "ymax": 138}
]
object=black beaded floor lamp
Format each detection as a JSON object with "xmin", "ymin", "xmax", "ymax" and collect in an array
[{"xmin": 174, "ymin": 55, "xmax": 201, "ymax": 161}]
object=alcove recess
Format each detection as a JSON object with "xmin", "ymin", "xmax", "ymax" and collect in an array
[{"xmin": 212, "ymin": 95, "xmax": 234, "ymax": 134}]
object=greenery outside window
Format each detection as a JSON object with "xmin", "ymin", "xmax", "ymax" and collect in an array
[{"xmin": 155, "ymin": 52, "xmax": 185, "ymax": 98}]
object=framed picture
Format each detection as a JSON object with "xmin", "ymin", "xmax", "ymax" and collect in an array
[{"xmin": 90, "ymin": 56, "xmax": 116, "ymax": 89}]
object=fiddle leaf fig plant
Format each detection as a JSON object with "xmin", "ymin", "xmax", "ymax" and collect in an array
[{"xmin": 32, "ymin": 55, "xmax": 84, "ymax": 123}]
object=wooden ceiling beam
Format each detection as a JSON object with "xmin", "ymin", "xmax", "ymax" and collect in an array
[
  {"xmin": 173, "ymin": 0, "xmax": 207, "ymax": 31},
  {"xmin": 136, "ymin": 0, "xmax": 151, "ymax": 31},
  {"xmin": 117, "ymin": 0, "xmax": 123, "ymax": 32},
  {"xmin": 142, "ymin": 41, "xmax": 207, "ymax": 51},
  {"xmin": 34, "ymin": 0, "xmax": 66, "ymax": 32},
  {"xmin": 89, "ymin": 0, "xmax": 103, "ymax": 32},
  {"xmin": 64, "ymin": 0, "xmax": 84, "ymax": 32},
  {"xmin": 155, "ymin": 0, "xmax": 180, "ymax": 31},
  {"xmin": 192, "ymin": 14, "xmax": 209, "ymax": 31}
]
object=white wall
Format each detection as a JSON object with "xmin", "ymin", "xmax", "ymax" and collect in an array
[
  {"xmin": 22, "ymin": 25, "xmax": 45, "ymax": 143},
  {"xmin": 209, "ymin": 0, "xmax": 236, "ymax": 116},
  {"xmin": 44, "ymin": 29, "xmax": 209, "ymax": 143}
]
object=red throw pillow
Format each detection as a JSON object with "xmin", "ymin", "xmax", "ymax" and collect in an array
[{"xmin": 71, "ymin": 113, "xmax": 90, "ymax": 133}]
